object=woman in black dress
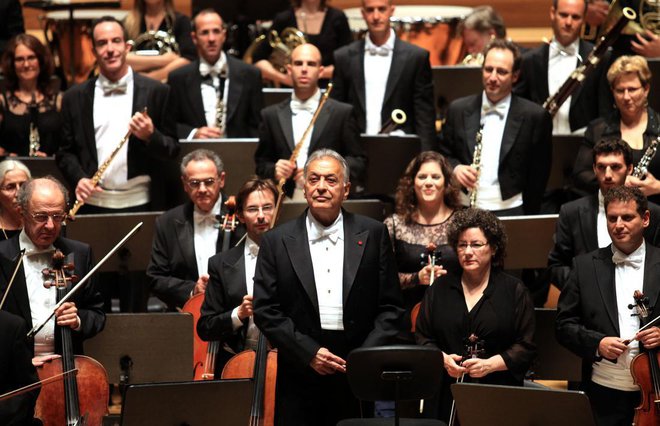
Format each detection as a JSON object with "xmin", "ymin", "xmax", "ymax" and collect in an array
[
  {"xmin": 0, "ymin": 159, "xmax": 30, "ymax": 240},
  {"xmin": 415, "ymin": 208, "xmax": 536, "ymax": 422},
  {"xmin": 0, "ymin": 34, "xmax": 61, "ymax": 157},
  {"xmin": 253, "ymin": 0, "xmax": 352, "ymax": 86},
  {"xmin": 384, "ymin": 151, "xmax": 461, "ymax": 339}
]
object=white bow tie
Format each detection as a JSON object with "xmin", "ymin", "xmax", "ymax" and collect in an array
[
  {"xmin": 290, "ymin": 98, "xmax": 316, "ymax": 115},
  {"xmin": 612, "ymin": 250, "xmax": 644, "ymax": 269},
  {"xmin": 549, "ymin": 42, "xmax": 578, "ymax": 60},
  {"xmin": 246, "ymin": 241, "xmax": 259, "ymax": 258},
  {"xmin": 193, "ymin": 210, "xmax": 219, "ymax": 227},
  {"xmin": 367, "ymin": 45, "xmax": 390, "ymax": 56},
  {"xmin": 482, "ymin": 102, "xmax": 507, "ymax": 119},
  {"xmin": 309, "ymin": 223, "xmax": 342, "ymax": 244},
  {"xmin": 199, "ymin": 61, "xmax": 226, "ymax": 78}
]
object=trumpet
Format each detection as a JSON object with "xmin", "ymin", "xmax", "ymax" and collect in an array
[
  {"xmin": 68, "ymin": 107, "xmax": 148, "ymax": 219},
  {"xmin": 380, "ymin": 109, "xmax": 407, "ymax": 134}
]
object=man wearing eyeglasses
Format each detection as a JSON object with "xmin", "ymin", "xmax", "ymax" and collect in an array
[
  {"xmin": 0, "ymin": 177, "xmax": 105, "ymax": 363},
  {"xmin": 197, "ymin": 177, "xmax": 277, "ymax": 376},
  {"xmin": 148, "ymin": 149, "xmax": 244, "ymax": 310}
]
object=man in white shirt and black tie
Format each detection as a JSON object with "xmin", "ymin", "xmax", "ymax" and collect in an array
[
  {"xmin": 515, "ymin": 0, "xmax": 603, "ymax": 134},
  {"xmin": 167, "ymin": 9, "xmax": 263, "ymax": 140},
  {"xmin": 255, "ymin": 44, "xmax": 365, "ymax": 198}
]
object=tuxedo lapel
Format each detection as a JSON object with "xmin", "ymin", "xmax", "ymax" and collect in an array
[
  {"xmin": 187, "ymin": 59, "xmax": 206, "ymax": 124},
  {"xmin": 570, "ymin": 40, "xmax": 591, "ymax": 107},
  {"xmin": 342, "ymin": 212, "xmax": 367, "ymax": 305},
  {"xmin": 594, "ymin": 250, "xmax": 620, "ymax": 334},
  {"xmin": 2, "ymin": 240, "xmax": 32, "ymax": 328},
  {"xmin": 283, "ymin": 215, "xmax": 319, "ymax": 314},
  {"xmin": 132, "ymin": 75, "xmax": 150, "ymax": 113},
  {"xmin": 309, "ymin": 100, "xmax": 332, "ymax": 151},
  {"xmin": 500, "ymin": 97, "xmax": 525, "ymax": 162},
  {"xmin": 81, "ymin": 80, "xmax": 98, "ymax": 164},
  {"xmin": 382, "ymin": 38, "xmax": 405, "ymax": 107},
  {"xmin": 276, "ymin": 102, "xmax": 296, "ymax": 151},
  {"xmin": 352, "ymin": 43, "xmax": 366, "ymax": 114},
  {"xmin": 226, "ymin": 57, "xmax": 243, "ymax": 124},
  {"xmin": 643, "ymin": 245, "xmax": 660, "ymax": 315},
  {"xmin": 538, "ymin": 44, "xmax": 550, "ymax": 100},
  {"xmin": 579, "ymin": 196, "xmax": 599, "ymax": 252},
  {"xmin": 223, "ymin": 243, "xmax": 248, "ymax": 298},
  {"xmin": 463, "ymin": 95, "xmax": 482, "ymax": 154},
  {"xmin": 176, "ymin": 204, "xmax": 198, "ymax": 274}
]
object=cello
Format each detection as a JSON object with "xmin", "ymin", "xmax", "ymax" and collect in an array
[
  {"xmin": 182, "ymin": 196, "xmax": 239, "ymax": 380},
  {"xmin": 35, "ymin": 250, "xmax": 109, "ymax": 426},
  {"xmin": 629, "ymin": 290, "xmax": 660, "ymax": 426}
]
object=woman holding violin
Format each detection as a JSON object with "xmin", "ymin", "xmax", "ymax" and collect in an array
[
  {"xmin": 415, "ymin": 208, "xmax": 536, "ymax": 422},
  {"xmin": 0, "ymin": 159, "xmax": 30, "ymax": 241},
  {"xmin": 197, "ymin": 177, "xmax": 278, "ymax": 377},
  {"xmin": 0, "ymin": 34, "xmax": 62, "ymax": 157},
  {"xmin": 384, "ymin": 151, "xmax": 460, "ymax": 339}
]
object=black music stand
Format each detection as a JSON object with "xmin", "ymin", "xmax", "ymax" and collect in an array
[
  {"xmin": 263, "ymin": 88, "xmax": 293, "ymax": 107},
  {"xmin": 84, "ymin": 313, "xmax": 193, "ymax": 384},
  {"xmin": 179, "ymin": 139, "xmax": 258, "ymax": 196},
  {"xmin": 432, "ymin": 66, "xmax": 482, "ymax": 117},
  {"xmin": 120, "ymin": 379, "xmax": 253, "ymax": 426},
  {"xmin": 451, "ymin": 383, "xmax": 596, "ymax": 426},
  {"xmin": 64, "ymin": 212, "xmax": 160, "ymax": 272},
  {"xmin": 530, "ymin": 309, "xmax": 582, "ymax": 381},
  {"xmin": 363, "ymin": 135, "xmax": 421, "ymax": 197},
  {"xmin": 278, "ymin": 199, "xmax": 393, "ymax": 224},
  {"xmin": 500, "ymin": 214, "xmax": 557, "ymax": 270}
]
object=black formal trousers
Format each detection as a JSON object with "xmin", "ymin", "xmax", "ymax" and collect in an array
[
  {"xmin": 439, "ymin": 93, "xmax": 553, "ymax": 214},
  {"xmin": 253, "ymin": 210, "xmax": 404, "ymax": 425},
  {"xmin": 167, "ymin": 56, "xmax": 263, "ymax": 139}
]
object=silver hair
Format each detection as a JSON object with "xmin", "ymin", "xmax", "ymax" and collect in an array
[
  {"xmin": 304, "ymin": 149, "xmax": 350, "ymax": 183},
  {"xmin": 180, "ymin": 149, "xmax": 224, "ymax": 176},
  {"xmin": 17, "ymin": 177, "xmax": 69, "ymax": 211},
  {"xmin": 0, "ymin": 159, "xmax": 31, "ymax": 185}
]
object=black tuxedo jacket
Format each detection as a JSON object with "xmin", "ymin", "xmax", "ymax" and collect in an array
[
  {"xmin": 331, "ymin": 38, "xmax": 437, "ymax": 151},
  {"xmin": 197, "ymin": 242, "xmax": 248, "ymax": 375},
  {"xmin": 0, "ymin": 311, "xmax": 39, "ymax": 425},
  {"xmin": 439, "ymin": 93, "xmax": 553, "ymax": 214},
  {"xmin": 167, "ymin": 56, "xmax": 263, "ymax": 139},
  {"xmin": 254, "ymin": 97, "xmax": 366, "ymax": 192},
  {"xmin": 253, "ymin": 210, "xmax": 404, "ymax": 373},
  {"xmin": 147, "ymin": 200, "xmax": 245, "ymax": 309},
  {"xmin": 514, "ymin": 40, "xmax": 601, "ymax": 132},
  {"xmin": 556, "ymin": 243, "xmax": 660, "ymax": 383},
  {"xmin": 548, "ymin": 195, "xmax": 660, "ymax": 289},
  {"xmin": 0, "ymin": 236, "xmax": 105, "ymax": 356},
  {"xmin": 56, "ymin": 73, "xmax": 180, "ymax": 210}
]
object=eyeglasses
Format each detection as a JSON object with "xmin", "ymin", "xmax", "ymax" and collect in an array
[
  {"xmin": 456, "ymin": 242, "xmax": 489, "ymax": 251},
  {"xmin": 187, "ymin": 178, "xmax": 217, "ymax": 189},
  {"xmin": 244, "ymin": 205, "xmax": 275, "ymax": 215},
  {"xmin": 14, "ymin": 55, "xmax": 38, "ymax": 64},
  {"xmin": 0, "ymin": 182, "xmax": 25, "ymax": 192},
  {"xmin": 29, "ymin": 212, "xmax": 68, "ymax": 223}
]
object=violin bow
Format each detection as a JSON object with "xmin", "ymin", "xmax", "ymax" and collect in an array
[
  {"xmin": 0, "ymin": 369, "xmax": 78, "ymax": 402},
  {"xmin": 0, "ymin": 248, "xmax": 26, "ymax": 310},
  {"xmin": 28, "ymin": 222, "xmax": 143, "ymax": 338}
]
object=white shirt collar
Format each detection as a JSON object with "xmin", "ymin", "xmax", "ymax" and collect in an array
[
  {"xmin": 549, "ymin": 37, "xmax": 580, "ymax": 58},
  {"xmin": 365, "ymin": 28, "xmax": 396, "ymax": 52},
  {"xmin": 19, "ymin": 229, "xmax": 55, "ymax": 256},
  {"xmin": 96, "ymin": 66, "xmax": 134, "ymax": 87},
  {"xmin": 291, "ymin": 88, "xmax": 321, "ymax": 107},
  {"xmin": 306, "ymin": 210, "xmax": 344, "ymax": 243},
  {"xmin": 200, "ymin": 52, "xmax": 227, "ymax": 76},
  {"xmin": 611, "ymin": 240, "xmax": 646, "ymax": 268},
  {"xmin": 245, "ymin": 236, "xmax": 260, "ymax": 258}
]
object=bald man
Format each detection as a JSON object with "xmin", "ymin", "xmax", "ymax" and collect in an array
[{"xmin": 255, "ymin": 43, "xmax": 366, "ymax": 198}]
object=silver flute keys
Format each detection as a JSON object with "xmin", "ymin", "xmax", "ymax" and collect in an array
[{"xmin": 469, "ymin": 124, "xmax": 484, "ymax": 208}]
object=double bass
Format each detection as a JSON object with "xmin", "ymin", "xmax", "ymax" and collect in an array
[
  {"xmin": 35, "ymin": 251, "xmax": 109, "ymax": 426},
  {"xmin": 629, "ymin": 290, "xmax": 660, "ymax": 426},
  {"xmin": 182, "ymin": 196, "xmax": 239, "ymax": 381}
]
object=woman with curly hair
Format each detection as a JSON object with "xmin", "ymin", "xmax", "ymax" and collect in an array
[
  {"xmin": 0, "ymin": 34, "xmax": 61, "ymax": 156},
  {"xmin": 383, "ymin": 151, "xmax": 461, "ymax": 338},
  {"xmin": 415, "ymin": 208, "xmax": 536, "ymax": 422}
]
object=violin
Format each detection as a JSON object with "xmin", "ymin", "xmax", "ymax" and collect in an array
[
  {"xmin": 448, "ymin": 334, "xmax": 485, "ymax": 426},
  {"xmin": 35, "ymin": 250, "xmax": 109, "ymax": 426},
  {"xmin": 183, "ymin": 196, "xmax": 238, "ymax": 381},
  {"xmin": 411, "ymin": 243, "xmax": 441, "ymax": 333},
  {"xmin": 629, "ymin": 290, "xmax": 660, "ymax": 426}
]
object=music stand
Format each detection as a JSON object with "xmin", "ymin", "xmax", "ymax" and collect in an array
[
  {"xmin": 179, "ymin": 139, "xmax": 258, "ymax": 195},
  {"xmin": 531, "ymin": 309, "xmax": 582, "ymax": 381},
  {"xmin": 451, "ymin": 383, "xmax": 596, "ymax": 426},
  {"xmin": 65, "ymin": 212, "xmax": 160, "ymax": 272},
  {"xmin": 120, "ymin": 379, "xmax": 253, "ymax": 426},
  {"xmin": 501, "ymin": 214, "xmax": 557, "ymax": 270},
  {"xmin": 263, "ymin": 88, "xmax": 293, "ymax": 107},
  {"xmin": 84, "ymin": 313, "xmax": 193, "ymax": 384},
  {"xmin": 278, "ymin": 199, "xmax": 393, "ymax": 224},
  {"xmin": 363, "ymin": 135, "xmax": 420, "ymax": 197}
]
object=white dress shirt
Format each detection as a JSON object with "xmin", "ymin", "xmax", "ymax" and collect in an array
[
  {"xmin": 307, "ymin": 211, "xmax": 344, "ymax": 330},
  {"xmin": 364, "ymin": 29, "xmax": 395, "ymax": 135},
  {"xmin": 187, "ymin": 53, "xmax": 230, "ymax": 140},
  {"xmin": 591, "ymin": 242, "xmax": 645, "ymax": 392},
  {"xmin": 19, "ymin": 231, "xmax": 57, "ymax": 356},
  {"xmin": 291, "ymin": 89, "xmax": 321, "ymax": 170},
  {"xmin": 475, "ymin": 93, "xmax": 523, "ymax": 211},
  {"xmin": 597, "ymin": 190, "xmax": 612, "ymax": 248},
  {"xmin": 548, "ymin": 38, "xmax": 581, "ymax": 135},
  {"xmin": 193, "ymin": 195, "xmax": 222, "ymax": 277},
  {"xmin": 230, "ymin": 237, "xmax": 260, "ymax": 350}
]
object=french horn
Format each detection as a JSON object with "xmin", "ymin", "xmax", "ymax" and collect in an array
[
  {"xmin": 244, "ymin": 27, "xmax": 307, "ymax": 74},
  {"xmin": 128, "ymin": 29, "xmax": 179, "ymax": 55}
]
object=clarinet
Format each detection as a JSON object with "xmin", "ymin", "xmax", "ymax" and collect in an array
[
  {"xmin": 543, "ymin": 7, "xmax": 636, "ymax": 116},
  {"xmin": 632, "ymin": 137, "xmax": 660, "ymax": 179},
  {"xmin": 468, "ymin": 125, "xmax": 484, "ymax": 208}
]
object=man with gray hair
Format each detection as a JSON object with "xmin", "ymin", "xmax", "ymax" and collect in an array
[
  {"xmin": 148, "ymin": 148, "xmax": 243, "ymax": 309},
  {"xmin": 0, "ymin": 177, "xmax": 104, "ymax": 361},
  {"xmin": 254, "ymin": 149, "xmax": 403, "ymax": 425}
]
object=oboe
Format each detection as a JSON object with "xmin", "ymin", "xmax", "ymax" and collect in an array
[{"xmin": 632, "ymin": 137, "xmax": 660, "ymax": 179}]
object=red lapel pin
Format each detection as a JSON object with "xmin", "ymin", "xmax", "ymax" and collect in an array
[{"xmin": 358, "ymin": 241, "xmax": 363, "ymax": 246}]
